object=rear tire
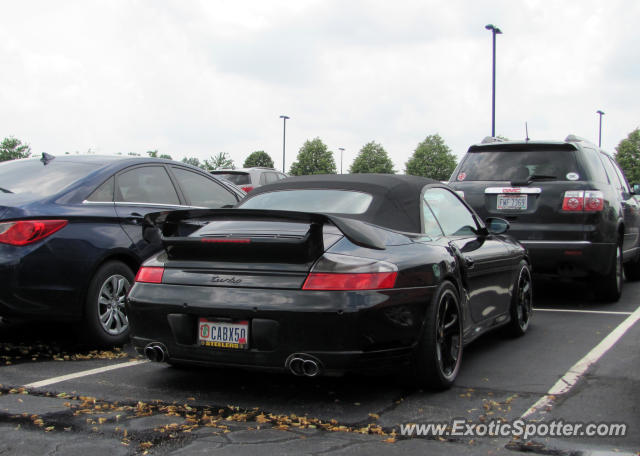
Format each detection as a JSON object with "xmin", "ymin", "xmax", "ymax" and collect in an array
[
  {"xmin": 506, "ymin": 261, "xmax": 533, "ymax": 337},
  {"xmin": 594, "ymin": 243, "xmax": 623, "ymax": 303},
  {"xmin": 410, "ymin": 281, "xmax": 463, "ymax": 390},
  {"xmin": 82, "ymin": 261, "xmax": 134, "ymax": 347}
]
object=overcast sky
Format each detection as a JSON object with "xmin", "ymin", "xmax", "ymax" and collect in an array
[{"xmin": 1, "ymin": 0, "xmax": 638, "ymax": 173}]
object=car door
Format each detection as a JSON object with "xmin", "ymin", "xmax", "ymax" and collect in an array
[
  {"xmin": 423, "ymin": 187, "xmax": 514, "ymax": 323},
  {"xmin": 600, "ymin": 153, "xmax": 640, "ymax": 255},
  {"xmin": 114, "ymin": 165, "xmax": 188, "ymax": 258}
]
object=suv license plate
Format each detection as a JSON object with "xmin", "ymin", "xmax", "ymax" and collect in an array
[
  {"xmin": 199, "ymin": 319, "xmax": 249, "ymax": 349},
  {"xmin": 497, "ymin": 194, "xmax": 527, "ymax": 210}
]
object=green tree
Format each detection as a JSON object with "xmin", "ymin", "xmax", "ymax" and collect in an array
[
  {"xmin": 349, "ymin": 141, "xmax": 395, "ymax": 174},
  {"xmin": 146, "ymin": 149, "xmax": 158, "ymax": 158},
  {"xmin": 615, "ymin": 128, "xmax": 640, "ymax": 184},
  {"xmin": 244, "ymin": 151, "xmax": 274, "ymax": 168},
  {"xmin": 405, "ymin": 134, "xmax": 457, "ymax": 180},
  {"xmin": 182, "ymin": 156, "xmax": 203, "ymax": 168},
  {"xmin": 289, "ymin": 138, "xmax": 337, "ymax": 176},
  {"xmin": 203, "ymin": 152, "xmax": 235, "ymax": 171},
  {"xmin": 0, "ymin": 136, "xmax": 32, "ymax": 162}
]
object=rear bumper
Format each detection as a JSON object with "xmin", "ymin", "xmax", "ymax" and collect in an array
[
  {"xmin": 519, "ymin": 241, "xmax": 615, "ymax": 277},
  {"xmin": 126, "ymin": 283, "xmax": 435, "ymax": 374}
]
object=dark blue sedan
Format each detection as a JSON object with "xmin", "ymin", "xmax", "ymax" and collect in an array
[{"xmin": 0, "ymin": 154, "xmax": 244, "ymax": 346}]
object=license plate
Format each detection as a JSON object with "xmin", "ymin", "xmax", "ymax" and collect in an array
[
  {"xmin": 198, "ymin": 319, "xmax": 249, "ymax": 349},
  {"xmin": 497, "ymin": 194, "xmax": 527, "ymax": 210}
]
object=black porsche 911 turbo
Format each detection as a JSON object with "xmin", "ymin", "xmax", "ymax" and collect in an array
[{"xmin": 127, "ymin": 174, "xmax": 532, "ymax": 388}]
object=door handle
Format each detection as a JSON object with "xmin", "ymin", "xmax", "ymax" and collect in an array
[
  {"xmin": 127, "ymin": 212, "xmax": 144, "ymax": 224},
  {"xmin": 463, "ymin": 256, "xmax": 475, "ymax": 268}
]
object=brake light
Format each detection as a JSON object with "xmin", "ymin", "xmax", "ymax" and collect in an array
[
  {"xmin": 561, "ymin": 191, "xmax": 604, "ymax": 212},
  {"xmin": 302, "ymin": 253, "xmax": 398, "ymax": 291},
  {"xmin": 302, "ymin": 272, "xmax": 397, "ymax": 290},
  {"xmin": 584, "ymin": 191, "xmax": 604, "ymax": 211},
  {"xmin": 0, "ymin": 220, "xmax": 68, "ymax": 246},
  {"xmin": 241, "ymin": 186, "xmax": 254, "ymax": 193},
  {"xmin": 135, "ymin": 266, "xmax": 165, "ymax": 283}
]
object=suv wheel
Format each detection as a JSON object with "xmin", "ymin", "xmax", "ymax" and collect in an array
[{"xmin": 594, "ymin": 243, "xmax": 623, "ymax": 302}]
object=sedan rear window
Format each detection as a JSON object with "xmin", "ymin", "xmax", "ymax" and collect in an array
[
  {"xmin": 239, "ymin": 190, "xmax": 373, "ymax": 214},
  {"xmin": 0, "ymin": 159, "xmax": 99, "ymax": 197},
  {"xmin": 213, "ymin": 173, "xmax": 251, "ymax": 185},
  {"xmin": 457, "ymin": 150, "xmax": 581, "ymax": 182}
]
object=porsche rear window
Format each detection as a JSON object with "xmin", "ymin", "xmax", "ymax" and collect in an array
[
  {"xmin": 239, "ymin": 189, "xmax": 373, "ymax": 214},
  {"xmin": 457, "ymin": 150, "xmax": 580, "ymax": 181}
]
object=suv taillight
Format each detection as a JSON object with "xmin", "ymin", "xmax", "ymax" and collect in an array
[
  {"xmin": 135, "ymin": 266, "xmax": 165, "ymax": 283},
  {"xmin": 0, "ymin": 220, "xmax": 68, "ymax": 246},
  {"xmin": 562, "ymin": 191, "xmax": 604, "ymax": 212},
  {"xmin": 241, "ymin": 186, "xmax": 254, "ymax": 193}
]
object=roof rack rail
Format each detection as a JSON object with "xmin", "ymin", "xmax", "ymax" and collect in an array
[{"xmin": 480, "ymin": 136, "xmax": 505, "ymax": 144}]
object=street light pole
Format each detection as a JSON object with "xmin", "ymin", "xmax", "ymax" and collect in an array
[
  {"xmin": 485, "ymin": 24, "xmax": 502, "ymax": 137},
  {"xmin": 596, "ymin": 110, "xmax": 605, "ymax": 148},
  {"xmin": 279, "ymin": 115, "xmax": 289, "ymax": 173},
  {"xmin": 338, "ymin": 147, "xmax": 344, "ymax": 174}
]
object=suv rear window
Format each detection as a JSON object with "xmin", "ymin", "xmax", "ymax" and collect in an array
[
  {"xmin": 213, "ymin": 172, "xmax": 251, "ymax": 185},
  {"xmin": 457, "ymin": 150, "xmax": 581, "ymax": 182}
]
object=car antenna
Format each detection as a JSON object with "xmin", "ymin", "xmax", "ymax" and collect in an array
[
  {"xmin": 525, "ymin": 122, "xmax": 530, "ymax": 142},
  {"xmin": 41, "ymin": 152, "xmax": 55, "ymax": 165}
]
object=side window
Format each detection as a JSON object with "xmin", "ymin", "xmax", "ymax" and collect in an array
[
  {"xmin": 580, "ymin": 147, "xmax": 609, "ymax": 184},
  {"xmin": 609, "ymin": 157, "xmax": 631, "ymax": 193},
  {"xmin": 424, "ymin": 188, "xmax": 478, "ymax": 237},
  {"xmin": 422, "ymin": 196, "xmax": 444, "ymax": 238},
  {"xmin": 172, "ymin": 167, "xmax": 238, "ymax": 207},
  {"xmin": 600, "ymin": 153, "xmax": 624, "ymax": 192},
  {"xmin": 259, "ymin": 173, "xmax": 268, "ymax": 185},
  {"xmin": 278, "ymin": 173, "xmax": 287, "ymax": 180},
  {"xmin": 263, "ymin": 172, "xmax": 279, "ymax": 184},
  {"xmin": 116, "ymin": 166, "xmax": 180, "ymax": 205},
  {"xmin": 86, "ymin": 177, "xmax": 114, "ymax": 202}
]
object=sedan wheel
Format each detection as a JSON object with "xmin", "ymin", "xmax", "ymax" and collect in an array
[
  {"xmin": 411, "ymin": 281, "xmax": 463, "ymax": 389},
  {"xmin": 83, "ymin": 261, "xmax": 134, "ymax": 346},
  {"xmin": 97, "ymin": 274, "xmax": 130, "ymax": 336}
]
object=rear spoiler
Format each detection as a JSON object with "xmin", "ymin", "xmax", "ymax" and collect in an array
[{"xmin": 143, "ymin": 209, "xmax": 387, "ymax": 251}]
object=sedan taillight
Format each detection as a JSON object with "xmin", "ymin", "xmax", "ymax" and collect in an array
[
  {"xmin": 562, "ymin": 191, "xmax": 604, "ymax": 212},
  {"xmin": 302, "ymin": 253, "xmax": 398, "ymax": 291},
  {"xmin": 241, "ymin": 186, "xmax": 254, "ymax": 193},
  {"xmin": 0, "ymin": 220, "xmax": 68, "ymax": 246},
  {"xmin": 135, "ymin": 266, "xmax": 165, "ymax": 283}
]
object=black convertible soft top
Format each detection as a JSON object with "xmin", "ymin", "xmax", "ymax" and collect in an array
[{"xmin": 244, "ymin": 174, "xmax": 440, "ymax": 233}]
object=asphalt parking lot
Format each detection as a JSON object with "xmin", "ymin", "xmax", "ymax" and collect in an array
[{"xmin": 0, "ymin": 279, "xmax": 638, "ymax": 456}]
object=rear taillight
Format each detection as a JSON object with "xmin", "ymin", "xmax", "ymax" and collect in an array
[
  {"xmin": 135, "ymin": 266, "xmax": 165, "ymax": 283},
  {"xmin": 241, "ymin": 186, "xmax": 254, "ymax": 193},
  {"xmin": 302, "ymin": 253, "xmax": 398, "ymax": 291},
  {"xmin": 0, "ymin": 220, "xmax": 68, "ymax": 246},
  {"xmin": 562, "ymin": 191, "xmax": 604, "ymax": 212}
]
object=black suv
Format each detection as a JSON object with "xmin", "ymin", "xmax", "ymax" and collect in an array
[{"xmin": 448, "ymin": 135, "xmax": 640, "ymax": 302}]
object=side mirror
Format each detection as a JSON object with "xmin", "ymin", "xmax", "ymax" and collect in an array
[
  {"xmin": 631, "ymin": 183, "xmax": 640, "ymax": 195},
  {"xmin": 485, "ymin": 217, "xmax": 510, "ymax": 235}
]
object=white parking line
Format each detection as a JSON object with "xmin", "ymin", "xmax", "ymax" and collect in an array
[
  {"xmin": 522, "ymin": 304, "xmax": 640, "ymax": 419},
  {"xmin": 533, "ymin": 308, "xmax": 633, "ymax": 316},
  {"xmin": 23, "ymin": 359, "xmax": 149, "ymax": 389}
]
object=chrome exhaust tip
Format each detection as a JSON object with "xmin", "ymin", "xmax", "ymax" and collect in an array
[
  {"xmin": 285, "ymin": 354, "xmax": 322, "ymax": 377},
  {"xmin": 144, "ymin": 343, "xmax": 168, "ymax": 362},
  {"xmin": 302, "ymin": 359, "xmax": 320, "ymax": 377}
]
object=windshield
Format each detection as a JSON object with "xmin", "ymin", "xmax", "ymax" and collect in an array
[
  {"xmin": 239, "ymin": 189, "xmax": 373, "ymax": 214},
  {"xmin": 213, "ymin": 173, "xmax": 251, "ymax": 185},
  {"xmin": 0, "ymin": 159, "xmax": 99, "ymax": 197},
  {"xmin": 456, "ymin": 150, "xmax": 581, "ymax": 182}
]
